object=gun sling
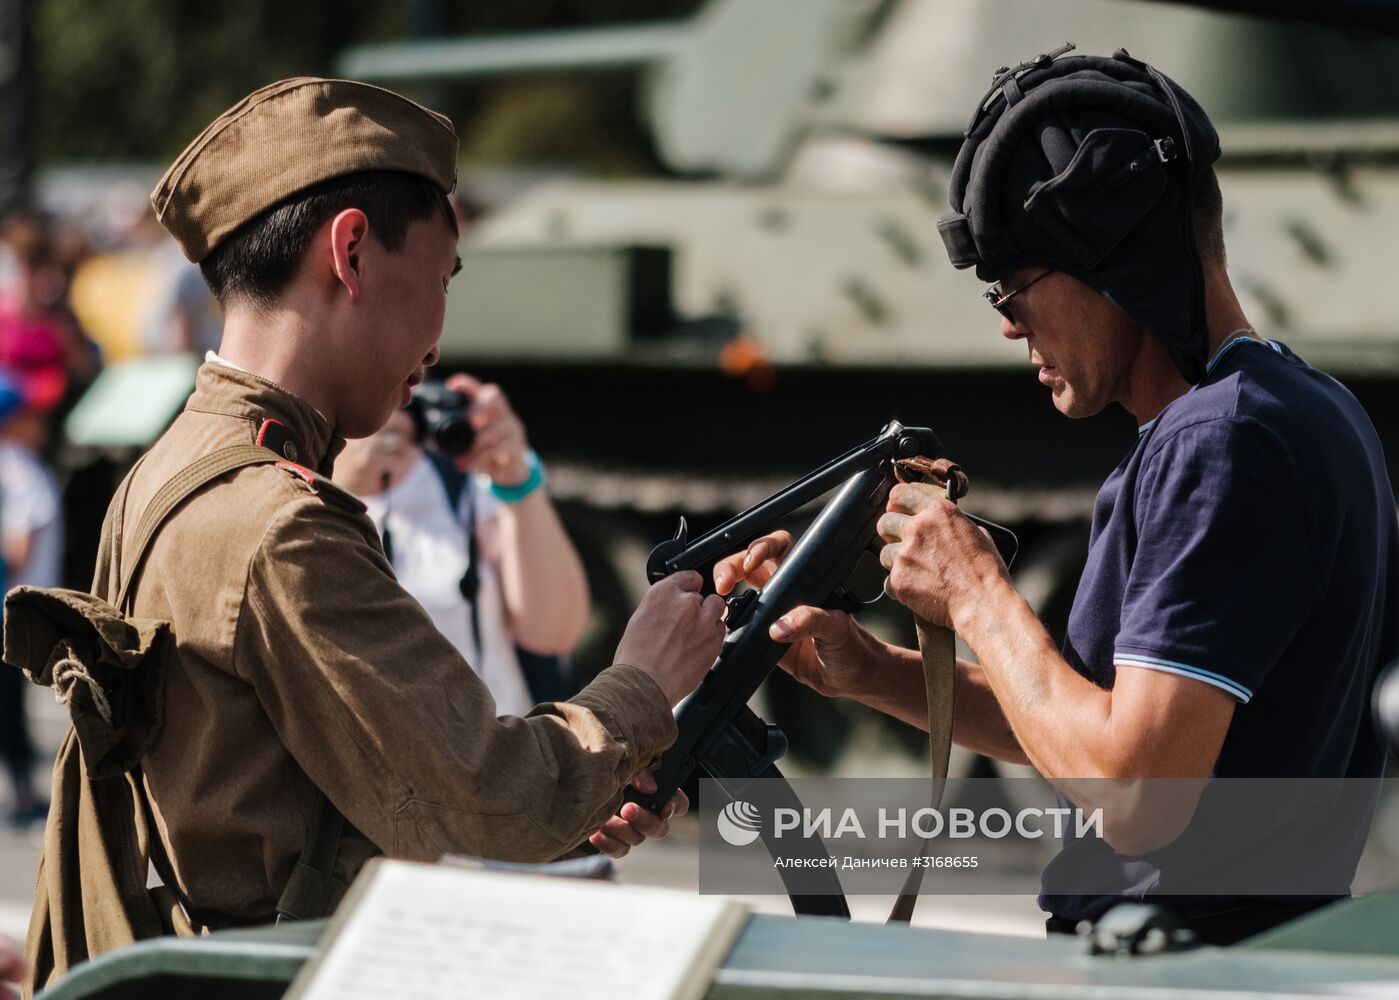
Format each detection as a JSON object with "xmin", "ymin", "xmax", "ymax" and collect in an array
[{"xmin": 887, "ymin": 463, "xmax": 960, "ymax": 925}]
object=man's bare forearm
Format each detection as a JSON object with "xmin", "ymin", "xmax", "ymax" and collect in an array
[
  {"xmin": 951, "ymin": 660, "xmax": 1030, "ymax": 764},
  {"xmin": 844, "ymin": 641, "xmax": 1029, "ymax": 764},
  {"xmin": 951, "ymin": 575, "xmax": 1120, "ymax": 779}
]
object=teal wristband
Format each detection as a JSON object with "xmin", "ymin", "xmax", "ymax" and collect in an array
[{"xmin": 489, "ymin": 450, "xmax": 545, "ymax": 504}]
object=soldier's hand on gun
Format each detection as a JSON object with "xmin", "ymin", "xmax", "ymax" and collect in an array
[
  {"xmin": 713, "ymin": 532, "xmax": 884, "ymax": 699},
  {"xmin": 445, "ymin": 373, "xmax": 532, "ymax": 486},
  {"xmin": 614, "ymin": 571, "xmax": 726, "ymax": 706},
  {"xmin": 878, "ymin": 483, "xmax": 1009, "ymax": 629},
  {"xmin": 587, "ymin": 772, "xmax": 690, "ymax": 858},
  {"xmin": 1, "ymin": 934, "xmax": 23, "ymax": 1000}
]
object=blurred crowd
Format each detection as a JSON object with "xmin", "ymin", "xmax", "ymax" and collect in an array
[
  {"xmin": 0, "ymin": 210, "xmax": 92, "ymax": 828},
  {"xmin": 0, "ymin": 200, "xmax": 229, "ymax": 829},
  {"xmin": 0, "ymin": 188, "xmax": 576, "ymax": 833}
]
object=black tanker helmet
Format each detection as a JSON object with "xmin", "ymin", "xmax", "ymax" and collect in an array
[{"xmin": 937, "ymin": 45, "xmax": 1221, "ymax": 384}]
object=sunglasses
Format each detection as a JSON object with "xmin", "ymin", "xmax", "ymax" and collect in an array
[{"xmin": 983, "ymin": 270, "xmax": 1052, "ymax": 324}]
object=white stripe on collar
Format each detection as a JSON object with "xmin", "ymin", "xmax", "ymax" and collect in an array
[
  {"xmin": 1137, "ymin": 334, "xmax": 1281, "ymax": 437},
  {"xmin": 1205, "ymin": 332, "xmax": 1281, "ymax": 376}
]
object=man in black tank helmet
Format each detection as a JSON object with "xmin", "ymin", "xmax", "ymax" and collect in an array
[{"xmin": 717, "ymin": 47, "xmax": 1399, "ymax": 943}]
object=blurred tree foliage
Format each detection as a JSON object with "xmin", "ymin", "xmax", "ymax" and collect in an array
[{"xmin": 32, "ymin": 0, "xmax": 702, "ymax": 171}]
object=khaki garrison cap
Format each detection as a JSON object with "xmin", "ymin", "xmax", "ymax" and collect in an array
[{"xmin": 152, "ymin": 77, "xmax": 458, "ymax": 262}]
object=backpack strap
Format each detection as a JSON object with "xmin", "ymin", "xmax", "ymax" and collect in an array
[
  {"xmin": 115, "ymin": 445, "xmax": 281, "ymax": 612},
  {"xmin": 425, "ymin": 452, "xmax": 485, "ymax": 659},
  {"xmin": 113, "ymin": 443, "xmax": 354, "ymax": 922},
  {"xmin": 275, "ymin": 789, "xmax": 349, "ymax": 921}
]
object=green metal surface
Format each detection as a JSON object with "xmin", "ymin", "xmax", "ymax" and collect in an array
[
  {"xmin": 36, "ymin": 921, "xmax": 323, "ymax": 1000},
  {"xmin": 713, "ymin": 913, "xmax": 1399, "ymax": 998},
  {"xmin": 1241, "ymin": 894, "xmax": 1399, "ymax": 957},
  {"xmin": 37, "ymin": 899, "xmax": 1399, "ymax": 1000}
]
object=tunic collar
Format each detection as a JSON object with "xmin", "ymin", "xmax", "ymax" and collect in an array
[{"xmin": 184, "ymin": 360, "xmax": 345, "ymax": 476}]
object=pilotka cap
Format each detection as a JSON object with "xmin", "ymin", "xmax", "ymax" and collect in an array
[{"xmin": 152, "ymin": 77, "xmax": 459, "ymax": 263}]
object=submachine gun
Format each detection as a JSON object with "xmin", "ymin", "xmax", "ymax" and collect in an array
[{"xmin": 612, "ymin": 421, "xmax": 1017, "ymax": 918}]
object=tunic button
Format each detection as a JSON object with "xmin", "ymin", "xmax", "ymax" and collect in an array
[{"xmin": 283, "ymin": 442, "xmax": 298, "ymax": 461}]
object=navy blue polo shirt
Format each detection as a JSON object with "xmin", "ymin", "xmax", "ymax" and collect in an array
[{"xmin": 1041, "ymin": 337, "xmax": 1399, "ymax": 921}]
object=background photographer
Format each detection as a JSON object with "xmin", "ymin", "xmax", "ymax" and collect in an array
[{"xmin": 333, "ymin": 373, "xmax": 588, "ymax": 717}]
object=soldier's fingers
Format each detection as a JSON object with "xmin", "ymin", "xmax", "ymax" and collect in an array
[
  {"xmin": 701, "ymin": 593, "xmax": 727, "ymax": 622},
  {"xmin": 630, "ymin": 772, "xmax": 659, "ymax": 795},
  {"xmin": 743, "ymin": 531, "xmax": 793, "ymax": 573},
  {"xmin": 879, "ymin": 541, "xmax": 901, "ymax": 572},
  {"xmin": 668, "ymin": 789, "xmax": 690, "ymax": 818},
  {"xmin": 713, "ymin": 549, "xmax": 761, "ymax": 594},
  {"xmin": 712, "ymin": 553, "xmax": 743, "ymax": 595},
  {"xmin": 745, "ymin": 558, "xmax": 782, "ymax": 589},
  {"xmin": 663, "ymin": 570, "xmax": 704, "ymax": 593},
  {"xmin": 716, "ymin": 532, "xmax": 793, "ymax": 594},
  {"xmin": 620, "ymin": 803, "xmax": 671, "ymax": 840},
  {"xmin": 599, "ymin": 813, "xmax": 647, "ymax": 848},
  {"xmin": 877, "ymin": 512, "xmax": 910, "ymax": 544},
  {"xmin": 589, "ymin": 830, "xmax": 630, "ymax": 858}
]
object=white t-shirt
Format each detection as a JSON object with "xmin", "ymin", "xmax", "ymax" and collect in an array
[
  {"xmin": 0, "ymin": 443, "xmax": 63, "ymax": 589},
  {"xmin": 361, "ymin": 454, "xmax": 533, "ymax": 718}
]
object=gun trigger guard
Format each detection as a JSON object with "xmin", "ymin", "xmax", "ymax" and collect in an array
[{"xmin": 825, "ymin": 585, "xmax": 879, "ymax": 614}]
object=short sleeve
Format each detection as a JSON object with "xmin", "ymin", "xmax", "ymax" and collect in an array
[
  {"xmin": 471, "ymin": 472, "xmax": 498, "ymax": 523},
  {"xmin": 1113, "ymin": 419, "xmax": 1319, "ymax": 703}
]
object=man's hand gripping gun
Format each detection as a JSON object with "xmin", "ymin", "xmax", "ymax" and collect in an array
[{"xmin": 619, "ymin": 421, "xmax": 1016, "ymax": 916}]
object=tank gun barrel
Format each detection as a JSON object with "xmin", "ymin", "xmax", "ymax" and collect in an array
[{"xmin": 337, "ymin": 22, "xmax": 691, "ymax": 83}]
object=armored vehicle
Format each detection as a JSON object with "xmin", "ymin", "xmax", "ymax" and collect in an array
[{"xmin": 338, "ymin": 0, "xmax": 1399, "ymax": 784}]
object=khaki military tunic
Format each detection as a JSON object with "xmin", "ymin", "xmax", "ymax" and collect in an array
[{"xmin": 105, "ymin": 361, "xmax": 675, "ymax": 927}]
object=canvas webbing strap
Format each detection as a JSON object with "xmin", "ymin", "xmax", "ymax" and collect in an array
[
  {"xmin": 116, "ymin": 445, "xmax": 282, "ymax": 612},
  {"xmin": 113, "ymin": 443, "xmax": 350, "ymax": 922},
  {"xmin": 276, "ymin": 789, "xmax": 350, "ymax": 921},
  {"xmin": 887, "ymin": 619, "xmax": 956, "ymax": 923},
  {"xmin": 886, "ymin": 463, "xmax": 963, "ymax": 925}
]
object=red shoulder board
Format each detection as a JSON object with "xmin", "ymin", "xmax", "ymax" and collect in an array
[
  {"xmin": 257, "ymin": 419, "xmax": 309, "ymax": 464},
  {"xmin": 274, "ymin": 461, "xmax": 368, "ymax": 514}
]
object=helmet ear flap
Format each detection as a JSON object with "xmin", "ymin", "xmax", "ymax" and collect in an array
[{"xmin": 1023, "ymin": 127, "xmax": 1172, "ymax": 270}]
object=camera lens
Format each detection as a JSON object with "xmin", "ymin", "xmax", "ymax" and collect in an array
[
  {"xmin": 432, "ymin": 413, "xmax": 476, "ymax": 456},
  {"xmin": 410, "ymin": 383, "xmax": 476, "ymax": 457}
]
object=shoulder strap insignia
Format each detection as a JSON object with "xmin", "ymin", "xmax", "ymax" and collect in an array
[
  {"xmin": 274, "ymin": 461, "xmax": 368, "ymax": 514},
  {"xmin": 257, "ymin": 419, "xmax": 308, "ymax": 464}
]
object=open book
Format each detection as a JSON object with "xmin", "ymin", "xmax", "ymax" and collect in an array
[{"xmin": 285, "ymin": 858, "xmax": 748, "ymax": 1000}]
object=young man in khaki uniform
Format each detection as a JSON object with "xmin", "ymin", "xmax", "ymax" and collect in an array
[{"xmin": 23, "ymin": 78, "xmax": 725, "ymax": 990}]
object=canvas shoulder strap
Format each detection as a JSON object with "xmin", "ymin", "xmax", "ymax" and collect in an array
[
  {"xmin": 887, "ymin": 620, "xmax": 956, "ymax": 924},
  {"xmin": 275, "ymin": 789, "xmax": 349, "ymax": 921},
  {"xmin": 115, "ymin": 444, "xmax": 284, "ymax": 611},
  {"xmin": 886, "ymin": 459, "xmax": 963, "ymax": 925},
  {"xmin": 115, "ymin": 444, "xmax": 350, "ymax": 922}
]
